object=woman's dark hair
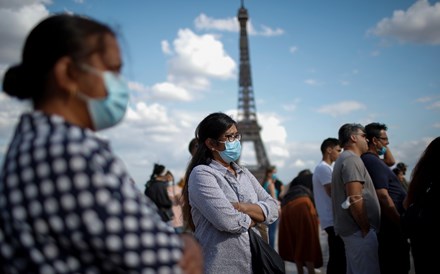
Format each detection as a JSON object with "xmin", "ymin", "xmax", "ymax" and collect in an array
[
  {"xmin": 181, "ymin": 112, "xmax": 236, "ymax": 231},
  {"xmin": 406, "ymin": 136, "xmax": 440, "ymax": 205},
  {"xmin": 2, "ymin": 13, "xmax": 114, "ymax": 105},
  {"xmin": 150, "ymin": 163, "xmax": 166, "ymax": 180}
]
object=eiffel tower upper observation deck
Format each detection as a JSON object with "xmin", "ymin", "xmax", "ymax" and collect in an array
[{"xmin": 236, "ymin": 1, "xmax": 271, "ymax": 183}]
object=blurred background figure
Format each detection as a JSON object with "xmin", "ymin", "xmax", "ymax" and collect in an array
[
  {"xmin": 262, "ymin": 166, "xmax": 281, "ymax": 249},
  {"xmin": 0, "ymin": 14, "xmax": 202, "ymax": 273},
  {"xmin": 166, "ymin": 170, "xmax": 184, "ymax": 233},
  {"xmin": 403, "ymin": 137, "xmax": 439, "ymax": 274},
  {"xmin": 312, "ymin": 138, "xmax": 346, "ymax": 274},
  {"xmin": 188, "ymin": 137, "xmax": 199, "ymax": 157},
  {"xmin": 278, "ymin": 172, "xmax": 323, "ymax": 274},
  {"xmin": 396, "ymin": 162, "xmax": 410, "ymax": 191},
  {"xmin": 281, "ymin": 169, "xmax": 314, "ymax": 205},
  {"xmin": 144, "ymin": 163, "xmax": 174, "ymax": 223},
  {"xmin": 393, "ymin": 167, "xmax": 409, "ymax": 192}
]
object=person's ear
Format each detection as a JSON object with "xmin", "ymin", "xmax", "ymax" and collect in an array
[
  {"xmin": 350, "ymin": 134, "xmax": 357, "ymax": 143},
  {"xmin": 53, "ymin": 56, "xmax": 79, "ymax": 96},
  {"xmin": 205, "ymin": 138, "xmax": 217, "ymax": 151},
  {"xmin": 325, "ymin": 147, "xmax": 332, "ymax": 154}
]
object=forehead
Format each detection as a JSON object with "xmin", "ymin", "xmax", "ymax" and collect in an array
[
  {"xmin": 86, "ymin": 33, "xmax": 121, "ymax": 68},
  {"xmin": 224, "ymin": 124, "xmax": 237, "ymax": 134}
]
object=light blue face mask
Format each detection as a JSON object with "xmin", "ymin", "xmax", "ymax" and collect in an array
[
  {"xmin": 219, "ymin": 140, "xmax": 242, "ymax": 164},
  {"xmin": 78, "ymin": 65, "xmax": 130, "ymax": 131},
  {"xmin": 377, "ymin": 146, "xmax": 387, "ymax": 156}
]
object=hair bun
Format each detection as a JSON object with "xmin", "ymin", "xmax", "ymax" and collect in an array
[{"xmin": 2, "ymin": 64, "xmax": 33, "ymax": 99}]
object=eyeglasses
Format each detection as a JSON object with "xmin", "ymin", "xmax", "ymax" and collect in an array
[
  {"xmin": 355, "ymin": 132, "xmax": 366, "ymax": 138},
  {"xmin": 377, "ymin": 136, "xmax": 388, "ymax": 141},
  {"xmin": 218, "ymin": 133, "xmax": 241, "ymax": 143}
]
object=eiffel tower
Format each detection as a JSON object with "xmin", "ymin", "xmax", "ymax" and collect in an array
[{"xmin": 236, "ymin": 1, "xmax": 271, "ymax": 183}]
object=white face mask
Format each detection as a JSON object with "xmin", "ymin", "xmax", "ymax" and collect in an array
[{"xmin": 341, "ymin": 195, "xmax": 363, "ymax": 209}]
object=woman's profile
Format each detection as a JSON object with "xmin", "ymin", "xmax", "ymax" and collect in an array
[{"xmin": 0, "ymin": 13, "xmax": 202, "ymax": 273}]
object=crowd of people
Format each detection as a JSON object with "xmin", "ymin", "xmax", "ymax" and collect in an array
[{"xmin": 0, "ymin": 12, "xmax": 437, "ymax": 274}]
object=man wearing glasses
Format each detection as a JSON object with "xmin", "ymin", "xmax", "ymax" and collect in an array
[
  {"xmin": 331, "ymin": 123, "xmax": 381, "ymax": 274},
  {"xmin": 361, "ymin": 123, "xmax": 410, "ymax": 274}
]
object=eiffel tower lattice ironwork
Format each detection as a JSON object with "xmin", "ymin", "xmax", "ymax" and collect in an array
[{"xmin": 236, "ymin": 1, "xmax": 271, "ymax": 183}]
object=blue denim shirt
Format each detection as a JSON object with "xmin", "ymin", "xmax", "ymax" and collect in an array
[{"xmin": 188, "ymin": 160, "xmax": 279, "ymax": 273}]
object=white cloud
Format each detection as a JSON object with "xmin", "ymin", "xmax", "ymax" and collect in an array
[
  {"xmin": 194, "ymin": 13, "xmax": 283, "ymax": 37},
  {"xmin": 161, "ymin": 40, "xmax": 172, "ymax": 55},
  {"xmin": 415, "ymin": 95, "xmax": 440, "ymax": 109},
  {"xmin": 0, "ymin": 1, "xmax": 50, "ymax": 65},
  {"xmin": 282, "ymin": 99, "xmax": 299, "ymax": 112},
  {"xmin": 289, "ymin": 46, "xmax": 298, "ymax": 54},
  {"xmin": 194, "ymin": 13, "xmax": 238, "ymax": 32},
  {"xmin": 258, "ymin": 25, "xmax": 284, "ymax": 37},
  {"xmin": 370, "ymin": 50, "xmax": 381, "ymax": 57},
  {"xmin": 259, "ymin": 113, "xmax": 287, "ymax": 143},
  {"xmin": 151, "ymin": 82, "xmax": 192, "ymax": 101},
  {"xmin": 416, "ymin": 96, "xmax": 432, "ymax": 103},
  {"xmin": 369, "ymin": 0, "xmax": 440, "ymax": 45},
  {"xmin": 317, "ymin": 101, "xmax": 367, "ymax": 117},
  {"xmin": 427, "ymin": 100, "xmax": 440, "ymax": 110},
  {"xmin": 304, "ymin": 78, "xmax": 322, "ymax": 86},
  {"xmin": 167, "ymin": 28, "xmax": 236, "ymax": 91}
]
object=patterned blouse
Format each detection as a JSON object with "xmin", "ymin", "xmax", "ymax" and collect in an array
[
  {"xmin": 0, "ymin": 111, "xmax": 183, "ymax": 274},
  {"xmin": 188, "ymin": 160, "xmax": 279, "ymax": 274}
]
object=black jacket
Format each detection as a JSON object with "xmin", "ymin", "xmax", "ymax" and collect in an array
[{"xmin": 144, "ymin": 179, "xmax": 174, "ymax": 222}]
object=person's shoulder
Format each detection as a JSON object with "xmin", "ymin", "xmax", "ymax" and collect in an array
[
  {"xmin": 314, "ymin": 161, "xmax": 331, "ymax": 172},
  {"xmin": 191, "ymin": 163, "xmax": 225, "ymax": 178},
  {"xmin": 361, "ymin": 152, "xmax": 376, "ymax": 160}
]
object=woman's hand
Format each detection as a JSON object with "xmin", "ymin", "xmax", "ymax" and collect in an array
[{"xmin": 231, "ymin": 202, "xmax": 241, "ymax": 211}]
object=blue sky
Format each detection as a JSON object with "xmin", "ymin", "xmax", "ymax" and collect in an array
[{"xmin": 1, "ymin": 0, "xmax": 439, "ymax": 191}]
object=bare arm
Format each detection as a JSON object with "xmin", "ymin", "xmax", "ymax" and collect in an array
[
  {"xmin": 268, "ymin": 180, "xmax": 276, "ymax": 198},
  {"xmin": 231, "ymin": 202, "xmax": 265, "ymax": 224},
  {"xmin": 383, "ymin": 147, "xmax": 396, "ymax": 167},
  {"xmin": 324, "ymin": 183, "xmax": 332, "ymax": 197},
  {"xmin": 346, "ymin": 181, "xmax": 371, "ymax": 237},
  {"xmin": 376, "ymin": 188, "xmax": 400, "ymax": 224}
]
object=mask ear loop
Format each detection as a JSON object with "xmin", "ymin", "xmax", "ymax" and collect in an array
[{"xmin": 341, "ymin": 195, "xmax": 363, "ymax": 209}]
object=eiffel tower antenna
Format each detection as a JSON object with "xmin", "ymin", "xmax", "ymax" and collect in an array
[{"xmin": 236, "ymin": 1, "xmax": 271, "ymax": 182}]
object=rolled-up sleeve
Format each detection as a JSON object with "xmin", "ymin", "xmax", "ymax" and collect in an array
[
  {"xmin": 242, "ymin": 168, "xmax": 279, "ymax": 225},
  {"xmin": 189, "ymin": 166, "xmax": 251, "ymax": 233}
]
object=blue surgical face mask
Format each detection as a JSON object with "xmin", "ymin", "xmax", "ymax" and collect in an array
[
  {"xmin": 78, "ymin": 65, "xmax": 129, "ymax": 131},
  {"xmin": 218, "ymin": 140, "xmax": 241, "ymax": 164},
  {"xmin": 272, "ymin": 174, "xmax": 277, "ymax": 180},
  {"xmin": 377, "ymin": 146, "xmax": 387, "ymax": 156}
]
